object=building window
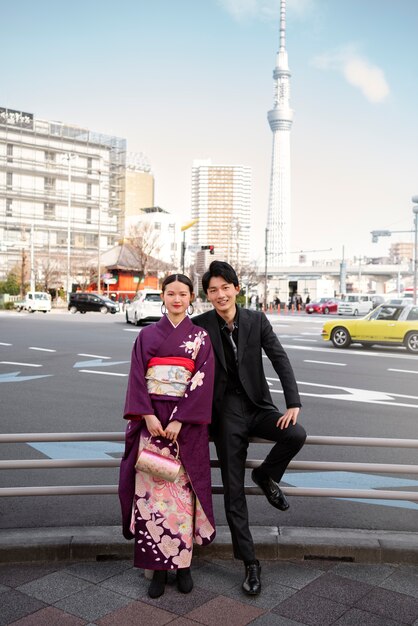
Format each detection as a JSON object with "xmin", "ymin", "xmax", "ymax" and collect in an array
[
  {"xmin": 86, "ymin": 233, "xmax": 98, "ymax": 246},
  {"xmin": 6, "ymin": 144, "xmax": 13, "ymax": 162},
  {"xmin": 44, "ymin": 203, "xmax": 55, "ymax": 219},
  {"xmin": 57, "ymin": 232, "xmax": 67, "ymax": 246},
  {"xmin": 6, "ymin": 198, "xmax": 12, "ymax": 216},
  {"xmin": 6, "ymin": 172, "xmax": 12, "ymax": 189},
  {"xmin": 45, "ymin": 151, "xmax": 55, "ymax": 163},
  {"xmin": 44, "ymin": 177, "xmax": 55, "ymax": 191},
  {"xmin": 154, "ymin": 222, "xmax": 161, "ymax": 230},
  {"xmin": 87, "ymin": 157, "xmax": 93, "ymax": 175},
  {"xmin": 87, "ymin": 183, "xmax": 92, "ymax": 199},
  {"xmin": 86, "ymin": 208, "xmax": 92, "ymax": 224}
]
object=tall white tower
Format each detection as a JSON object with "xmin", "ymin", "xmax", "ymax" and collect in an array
[{"xmin": 266, "ymin": 0, "xmax": 293, "ymax": 267}]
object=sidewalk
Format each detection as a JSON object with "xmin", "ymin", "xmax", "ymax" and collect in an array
[{"xmin": 1, "ymin": 526, "xmax": 418, "ymax": 625}]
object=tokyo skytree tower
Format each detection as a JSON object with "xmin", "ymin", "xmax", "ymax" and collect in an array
[{"xmin": 266, "ymin": 0, "xmax": 293, "ymax": 267}]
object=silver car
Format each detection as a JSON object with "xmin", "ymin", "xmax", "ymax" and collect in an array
[{"xmin": 125, "ymin": 290, "xmax": 162, "ymax": 326}]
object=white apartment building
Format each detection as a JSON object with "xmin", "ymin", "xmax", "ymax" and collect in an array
[
  {"xmin": 0, "ymin": 106, "xmax": 126, "ymax": 287},
  {"xmin": 126, "ymin": 206, "xmax": 180, "ymax": 268},
  {"xmin": 191, "ymin": 159, "xmax": 251, "ymax": 273}
]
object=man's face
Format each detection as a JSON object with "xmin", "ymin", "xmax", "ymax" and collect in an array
[{"xmin": 206, "ymin": 276, "xmax": 240, "ymax": 315}]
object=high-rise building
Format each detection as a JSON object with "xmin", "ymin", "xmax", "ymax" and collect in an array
[
  {"xmin": 0, "ymin": 106, "xmax": 126, "ymax": 287},
  {"xmin": 266, "ymin": 0, "xmax": 293, "ymax": 267},
  {"xmin": 191, "ymin": 159, "xmax": 251, "ymax": 273},
  {"xmin": 123, "ymin": 152, "xmax": 155, "ymax": 235},
  {"xmin": 389, "ymin": 242, "xmax": 414, "ymax": 264}
]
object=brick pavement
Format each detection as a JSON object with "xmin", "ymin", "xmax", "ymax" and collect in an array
[{"xmin": 1, "ymin": 557, "xmax": 418, "ymax": 626}]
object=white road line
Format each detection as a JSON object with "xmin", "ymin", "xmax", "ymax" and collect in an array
[
  {"xmin": 0, "ymin": 342, "xmax": 12, "ymax": 346},
  {"xmin": 29, "ymin": 347, "xmax": 56, "ymax": 353},
  {"xmin": 293, "ymin": 338, "xmax": 318, "ymax": 342},
  {"xmin": 282, "ymin": 344, "xmax": 417, "ymax": 361},
  {"xmin": 123, "ymin": 328, "xmax": 140, "ymax": 333},
  {"xmin": 388, "ymin": 368, "xmax": 418, "ymax": 375},
  {"xmin": 304, "ymin": 360, "xmax": 346, "ymax": 367},
  {"xmin": 301, "ymin": 332, "xmax": 321, "ymax": 336},
  {"xmin": 79, "ymin": 369, "xmax": 128, "ymax": 377},
  {"xmin": 77, "ymin": 353, "xmax": 111, "ymax": 359},
  {"xmin": 0, "ymin": 361, "xmax": 42, "ymax": 368}
]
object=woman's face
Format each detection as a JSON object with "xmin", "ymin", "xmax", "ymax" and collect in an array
[{"xmin": 162, "ymin": 281, "xmax": 193, "ymax": 317}]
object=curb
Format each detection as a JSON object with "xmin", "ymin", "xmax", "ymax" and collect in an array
[{"xmin": 1, "ymin": 526, "xmax": 418, "ymax": 564}]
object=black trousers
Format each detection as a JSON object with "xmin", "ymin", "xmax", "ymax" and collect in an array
[{"xmin": 213, "ymin": 390, "xmax": 306, "ymax": 563}]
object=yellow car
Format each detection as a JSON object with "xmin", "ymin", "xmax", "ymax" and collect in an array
[{"xmin": 321, "ymin": 303, "xmax": 418, "ymax": 353}]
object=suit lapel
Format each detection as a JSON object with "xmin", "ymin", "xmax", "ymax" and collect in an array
[
  {"xmin": 237, "ymin": 308, "xmax": 252, "ymax": 365},
  {"xmin": 204, "ymin": 310, "xmax": 227, "ymax": 371}
]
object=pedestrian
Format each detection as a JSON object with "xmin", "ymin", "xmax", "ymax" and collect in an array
[
  {"xmin": 193, "ymin": 261, "xmax": 306, "ymax": 596},
  {"xmin": 274, "ymin": 296, "xmax": 281, "ymax": 310},
  {"xmin": 305, "ymin": 294, "xmax": 311, "ymax": 305},
  {"xmin": 119, "ymin": 274, "xmax": 216, "ymax": 599}
]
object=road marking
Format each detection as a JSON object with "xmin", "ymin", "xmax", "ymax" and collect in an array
[
  {"xmin": 388, "ymin": 368, "xmax": 418, "ymax": 375},
  {"xmin": 78, "ymin": 353, "xmax": 111, "ymax": 359},
  {"xmin": 28, "ymin": 441, "xmax": 124, "ymax": 460},
  {"xmin": 123, "ymin": 328, "xmax": 140, "ymax": 333},
  {"xmin": 282, "ymin": 343, "xmax": 417, "ymax": 361},
  {"xmin": 74, "ymin": 358, "xmax": 129, "ymax": 369},
  {"xmin": 29, "ymin": 347, "xmax": 56, "ymax": 353},
  {"xmin": 301, "ymin": 332, "xmax": 321, "ymax": 336},
  {"xmin": 0, "ymin": 371, "xmax": 52, "ymax": 383},
  {"xmin": 285, "ymin": 471, "xmax": 418, "ymax": 510},
  {"xmin": 0, "ymin": 342, "xmax": 12, "ymax": 346},
  {"xmin": 0, "ymin": 361, "xmax": 42, "ymax": 367},
  {"xmin": 304, "ymin": 360, "xmax": 346, "ymax": 367},
  {"xmin": 293, "ymin": 338, "xmax": 318, "ymax": 342},
  {"xmin": 79, "ymin": 369, "xmax": 128, "ymax": 377}
]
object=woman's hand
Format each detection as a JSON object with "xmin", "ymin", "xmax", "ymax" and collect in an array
[
  {"xmin": 165, "ymin": 420, "xmax": 182, "ymax": 442},
  {"xmin": 143, "ymin": 414, "xmax": 165, "ymax": 437}
]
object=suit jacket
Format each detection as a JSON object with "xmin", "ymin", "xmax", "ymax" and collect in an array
[{"xmin": 193, "ymin": 308, "xmax": 301, "ymax": 428}]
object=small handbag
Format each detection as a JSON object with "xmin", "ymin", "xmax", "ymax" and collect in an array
[{"xmin": 135, "ymin": 438, "xmax": 181, "ymax": 482}]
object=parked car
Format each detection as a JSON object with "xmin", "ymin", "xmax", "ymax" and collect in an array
[
  {"xmin": 337, "ymin": 294, "xmax": 375, "ymax": 317},
  {"xmin": 125, "ymin": 289, "xmax": 162, "ymax": 325},
  {"xmin": 321, "ymin": 303, "xmax": 418, "ymax": 353},
  {"xmin": 68, "ymin": 293, "xmax": 119, "ymax": 314},
  {"xmin": 14, "ymin": 291, "xmax": 51, "ymax": 313},
  {"xmin": 306, "ymin": 297, "xmax": 339, "ymax": 315}
]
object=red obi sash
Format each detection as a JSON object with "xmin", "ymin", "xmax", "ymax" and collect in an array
[{"xmin": 147, "ymin": 356, "xmax": 195, "ymax": 374}]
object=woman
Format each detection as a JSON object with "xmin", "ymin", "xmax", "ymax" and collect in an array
[{"xmin": 119, "ymin": 274, "xmax": 216, "ymax": 599}]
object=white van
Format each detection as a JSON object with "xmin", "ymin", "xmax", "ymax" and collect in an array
[
  {"xmin": 15, "ymin": 292, "xmax": 51, "ymax": 313},
  {"xmin": 337, "ymin": 294, "xmax": 375, "ymax": 317}
]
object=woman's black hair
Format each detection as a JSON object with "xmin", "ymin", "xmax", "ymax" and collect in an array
[
  {"xmin": 161, "ymin": 273, "xmax": 194, "ymax": 295},
  {"xmin": 201, "ymin": 261, "xmax": 239, "ymax": 294}
]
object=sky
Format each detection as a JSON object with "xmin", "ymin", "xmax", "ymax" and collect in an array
[{"xmin": 2, "ymin": 0, "xmax": 418, "ymax": 267}]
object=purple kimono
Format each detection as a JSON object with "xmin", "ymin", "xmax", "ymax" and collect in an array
[{"xmin": 119, "ymin": 315, "xmax": 216, "ymax": 569}]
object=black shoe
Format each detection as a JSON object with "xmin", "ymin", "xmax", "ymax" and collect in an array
[
  {"xmin": 242, "ymin": 561, "xmax": 261, "ymax": 595},
  {"xmin": 177, "ymin": 567, "xmax": 194, "ymax": 593},
  {"xmin": 148, "ymin": 570, "xmax": 167, "ymax": 598},
  {"xmin": 252, "ymin": 468, "xmax": 290, "ymax": 511}
]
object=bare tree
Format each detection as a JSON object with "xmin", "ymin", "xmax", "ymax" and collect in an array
[{"xmin": 126, "ymin": 222, "xmax": 163, "ymax": 292}]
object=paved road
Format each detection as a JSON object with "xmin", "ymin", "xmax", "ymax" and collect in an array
[{"xmin": 0, "ymin": 309, "xmax": 417, "ymax": 532}]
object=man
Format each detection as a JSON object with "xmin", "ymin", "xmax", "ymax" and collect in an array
[{"xmin": 193, "ymin": 261, "xmax": 306, "ymax": 596}]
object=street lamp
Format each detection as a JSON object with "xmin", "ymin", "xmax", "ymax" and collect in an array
[
  {"xmin": 180, "ymin": 219, "xmax": 198, "ymax": 273},
  {"xmin": 412, "ymin": 196, "xmax": 418, "ymax": 305},
  {"xmin": 64, "ymin": 153, "xmax": 76, "ymax": 300}
]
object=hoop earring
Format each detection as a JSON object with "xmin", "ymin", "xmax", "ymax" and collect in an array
[
  {"xmin": 161, "ymin": 303, "xmax": 167, "ymax": 314},
  {"xmin": 187, "ymin": 303, "xmax": 194, "ymax": 316}
]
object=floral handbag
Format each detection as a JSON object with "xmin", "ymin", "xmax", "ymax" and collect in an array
[{"xmin": 135, "ymin": 438, "xmax": 181, "ymax": 483}]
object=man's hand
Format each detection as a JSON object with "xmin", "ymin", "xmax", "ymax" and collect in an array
[
  {"xmin": 276, "ymin": 408, "xmax": 300, "ymax": 430},
  {"xmin": 165, "ymin": 420, "xmax": 182, "ymax": 442},
  {"xmin": 143, "ymin": 414, "xmax": 165, "ymax": 437}
]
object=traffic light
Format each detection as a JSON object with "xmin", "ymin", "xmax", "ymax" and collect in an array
[{"xmin": 201, "ymin": 245, "xmax": 215, "ymax": 254}]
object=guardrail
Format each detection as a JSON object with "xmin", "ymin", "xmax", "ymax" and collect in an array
[{"xmin": 1, "ymin": 433, "xmax": 418, "ymax": 501}]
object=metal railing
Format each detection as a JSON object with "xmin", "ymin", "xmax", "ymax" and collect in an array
[{"xmin": 1, "ymin": 432, "xmax": 418, "ymax": 501}]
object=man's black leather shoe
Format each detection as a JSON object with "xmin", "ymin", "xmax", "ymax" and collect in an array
[
  {"xmin": 252, "ymin": 468, "xmax": 290, "ymax": 511},
  {"xmin": 242, "ymin": 562, "xmax": 261, "ymax": 595}
]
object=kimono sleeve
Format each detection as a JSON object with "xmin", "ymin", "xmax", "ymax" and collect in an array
[
  {"xmin": 123, "ymin": 333, "xmax": 155, "ymax": 420},
  {"xmin": 170, "ymin": 330, "xmax": 214, "ymax": 425}
]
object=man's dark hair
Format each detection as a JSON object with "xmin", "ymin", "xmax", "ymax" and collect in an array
[{"xmin": 201, "ymin": 261, "xmax": 239, "ymax": 294}]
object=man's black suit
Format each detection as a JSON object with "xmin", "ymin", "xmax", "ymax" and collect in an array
[{"xmin": 193, "ymin": 308, "xmax": 306, "ymax": 562}]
